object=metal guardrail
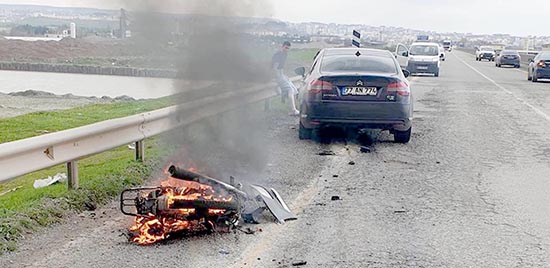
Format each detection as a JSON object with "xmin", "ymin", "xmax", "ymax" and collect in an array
[{"xmin": 0, "ymin": 77, "xmax": 301, "ymax": 188}]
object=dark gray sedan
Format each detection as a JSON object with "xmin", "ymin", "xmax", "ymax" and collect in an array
[
  {"xmin": 295, "ymin": 48, "xmax": 413, "ymax": 143},
  {"xmin": 496, "ymin": 50, "xmax": 520, "ymax": 68},
  {"xmin": 528, "ymin": 52, "xmax": 550, "ymax": 82}
]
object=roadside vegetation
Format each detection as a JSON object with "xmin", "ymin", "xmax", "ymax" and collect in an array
[{"xmin": 0, "ymin": 98, "xmax": 174, "ymax": 253}]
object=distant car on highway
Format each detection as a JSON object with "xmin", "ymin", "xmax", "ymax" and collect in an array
[
  {"xmin": 528, "ymin": 52, "xmax": 550, "ymax": 82},
  {"xmin": 395, "ymin": 42, "xmax": 441, "ymax": 77},
  {"xmin": 476, "ymin": 46, "xmax": 496, "ymax": 61},
  {"xmin": 495, "ymin": 50, "xmax": 521, "ymax": 68},
  {"xmin": 294, "ymin": 48, "xmax": 413, "ymax": 143},
  {"xmin": 443, "ymin": 40, "xmax": 452, "ymax": 52}
]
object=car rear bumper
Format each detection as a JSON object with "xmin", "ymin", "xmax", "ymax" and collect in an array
[
  {"xmin": 301, "ymin": 101, "xmax": 412, "ymax": 131},
  {"xmin": 500, "ymin": 59, "xmax": 520, "ymax": 65},
  {"xmin": 407, "ymin": 62, "xmax": 439, "ymax": 74},
  {"xmin": 535, "ymin": 68, "xmax": 550, "ymax": 78}
]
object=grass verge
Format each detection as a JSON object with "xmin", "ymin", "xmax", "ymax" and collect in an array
[{"xmin": 0, "ymin": 98, "xmax": 175, "ymax": 253}]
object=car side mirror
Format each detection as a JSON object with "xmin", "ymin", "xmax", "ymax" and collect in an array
[
  {"xmin": 294, "ymin": 67, "xmax": 306, "ymax": 77},
  {"xmin": 401, "ymin": 51, "xmax": 408, "ymax": 57},
  {"xmin": 402, "ymin": 69, "xmax": 410, "ymax": 78}
]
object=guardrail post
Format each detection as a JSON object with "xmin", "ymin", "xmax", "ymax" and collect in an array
[
  {"xmin": 67, "ymin": 161, "xmax": 79, "ymax": 190},
  {"xmin": 135, "ymin": 140, "xmax": 145, "ymax": 162}
]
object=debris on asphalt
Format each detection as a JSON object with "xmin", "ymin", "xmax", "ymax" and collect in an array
[
  {"xmin": 331, "ymin": 196, "xmax": 341, "ymax": 201},
  {"xmin": 315, "ymin": 202, "xmax": 327, "ymax": 206},
  {"xmin": 360, "ymin": 146, "xmax": 372, "ymax": 153},
  {"xmin": 238, "ymin": 227, "xmax": 262, "ymax": 235},
  {"xmin": 292, "ymin": 260, "xmax": 308, "ymax": 266},
  {"xmin": 394, "ymin": 208, "xmax": 407, "ymax": 213},
  {"xmin": 219, "ymin": 249, "xmax": 230, "ymax": 255},
  {"xmin": 348, "ymin": 161, "xmax": 356, "ymax": 165},
  {"xmin": 436, "ymin": 161, "xmax": 441, "ymax": 164},
  {"xmin": 318, "ymin": 150, "xmax": 336, "ymax": 156},
  {"xmin": 332, "ymin": 174, "xmax": 339, "ymax": 178}
]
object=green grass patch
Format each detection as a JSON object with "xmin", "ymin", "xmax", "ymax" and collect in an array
[
  {"xmin": 0, "ymin": 97, "xmax": 178, "ymax": 253},
  {"xmin": 289, "ymin": 48, "xmax": 320, "ymax": 64},
  {"xmin": 0, "ymin": 98, "xmax": 172, "ymax": 144}
]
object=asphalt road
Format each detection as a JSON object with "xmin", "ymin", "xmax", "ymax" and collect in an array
[{"xmin": 3, "ymin": 50, "xmax": 550, "ymax": 267}]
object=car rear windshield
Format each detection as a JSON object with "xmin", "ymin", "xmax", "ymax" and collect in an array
[
  {"xmin": 480, "ymin": 47, "xmax": 494, "ymax": 51},
  {"xmin": 502, "ymin": 51, "xmax": 519, "ymax": 55},
  {"xmin": 321, "ymin": 55, "xmax": 397, "ymax": 74},
  {"xmin": 538, "ymin": 53, "xmax": 550, "ymax": 60},
  {"xmin": 409, "ymin": 45, "xmax": 439, "ymax": 56}
]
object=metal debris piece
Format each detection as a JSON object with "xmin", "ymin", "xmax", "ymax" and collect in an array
[
  {"xmin": 348, "ymin": 161, "xmax": 356, "ymax": 165},
  {"xmin": 332, "ymin": 175, "xmax": 339, "ymax": 178},
  {"xmin": 292, "ymin": 260, "xmax": 308, "ymax": 266},
  {"xmin": 318, "ymin": 150, "xmax": 336, "ymax": 156},
  {"xmin": 360, "ymin": 146, "xmax": 371, "ymax": 153},
  {"xmin": 331, "ymin": 196, "xmax": 341, "ymax": 201},
  {"xmin": 249, "ymin": 185, "xmax": 297, "ymax": 224}
]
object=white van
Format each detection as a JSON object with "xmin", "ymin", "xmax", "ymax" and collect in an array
[{"xmin": 395, "ymin": 42, "xmax": 441, "ymax": 77}]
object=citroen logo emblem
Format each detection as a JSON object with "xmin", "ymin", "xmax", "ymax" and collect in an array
[{"xmin": 356, "ymin": 80, "xmax": 364, "ymax": 86}]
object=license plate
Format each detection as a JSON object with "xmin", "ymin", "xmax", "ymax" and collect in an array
[
  {"xmin": 417, "ymin": 66, "xmax": 428, "ymax": 70},
  {"xmin": 342, "ymin": 87, "xmax": 377, "ymax": 96}
]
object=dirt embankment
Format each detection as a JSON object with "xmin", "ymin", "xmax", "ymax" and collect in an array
[{"xmin": 0, "ymin": 37, "xmax": 177, "ymax": 78}]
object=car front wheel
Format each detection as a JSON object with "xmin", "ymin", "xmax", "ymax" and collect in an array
[{"xmin": 394, "ymin": 128, "xmax": 411, "ymax": 143}]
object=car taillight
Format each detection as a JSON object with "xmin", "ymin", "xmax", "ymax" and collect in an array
[
  {"xmin": 538, "ymin": 60, "xmax": 546, "ymax": 67},
  {"xmin": 309, "ymin": 80, "xmax": 333, "ymax": 95},
  {"xmin": 387, "ymin": 81, "xmax": 410, "ymax": 96}
]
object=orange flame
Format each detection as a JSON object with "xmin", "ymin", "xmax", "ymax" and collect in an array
[{"xmin": 128, "ymin": 170, "xmax": 234, "ymax": 245}]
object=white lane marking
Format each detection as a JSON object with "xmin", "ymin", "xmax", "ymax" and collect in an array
[{"xmin": 453, "ymin": 53, "xmax": 550, "ymax": 122}]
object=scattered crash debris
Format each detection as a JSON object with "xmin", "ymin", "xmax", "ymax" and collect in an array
[
  {"xmin": 292, "ymin": 260, "xmax": 308, "ymax": 266},
  {"xmin": 348, "ymin": 161, "xmax": 356, "ymax": 165},
  {"xmin": 318, "ymin": 150, "xmax": 336, "ymax": 156},
  {"xmin": 33, "ymin": 173, "xmax": 67, "ymax": 189},
  {"xmin": 120, "ymin": 165, "xmax": 296, "ymax": 245},
  {"xmin": 331, "ymin": 196, "xmax": 341, "ymax": 201},
  {"xmin": 332, "ymin": 174, "xmax": 339, "ymax": 178},
  {"xmin": 394, "ymin": 208, "xmax": 408, "ymax": 214},
  {"xmin": 360, "ymin": 146, "xmax": 372, "ymax": 153},
  {"xmin": 238, "ymin": 227, "xmax": 262, "ymax": 235}
]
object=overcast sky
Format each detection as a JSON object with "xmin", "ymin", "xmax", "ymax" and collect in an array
[{"xmin": 0, "ymin": 0, "xmax": 546, "ymax": 36}]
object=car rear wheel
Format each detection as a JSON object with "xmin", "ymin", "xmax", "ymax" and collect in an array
[
  {"xmin": 298, "ymin": 121, "xmax": 312, "ymax": 140},
  {"xmin": 528, "ymin": 71, "xmax": 532, "ymax": 81},
  {"xmin": 394, "ymin": 128, "xmax": 411, "ymax": 144},
  {"xmin": 515, "ymin": 65, "xmax": 520, "ymax": 68}
]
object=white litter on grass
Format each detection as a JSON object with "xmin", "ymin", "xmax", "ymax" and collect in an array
[
  {"xmin": 33, "ymin": 173, "xmax": 68, "ymax": 189},
  {"xmin": 128, "ymin": 144, "xmax": 136, "ymax": 150}
]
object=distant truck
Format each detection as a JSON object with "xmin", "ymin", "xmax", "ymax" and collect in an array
[
  {"xmin": 417, "ymin": 35, "xmax": 430, "ymax": 42},
  {"xmin": 443, "ymin": 40, "xmax": 452, "ymax": 52}
]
